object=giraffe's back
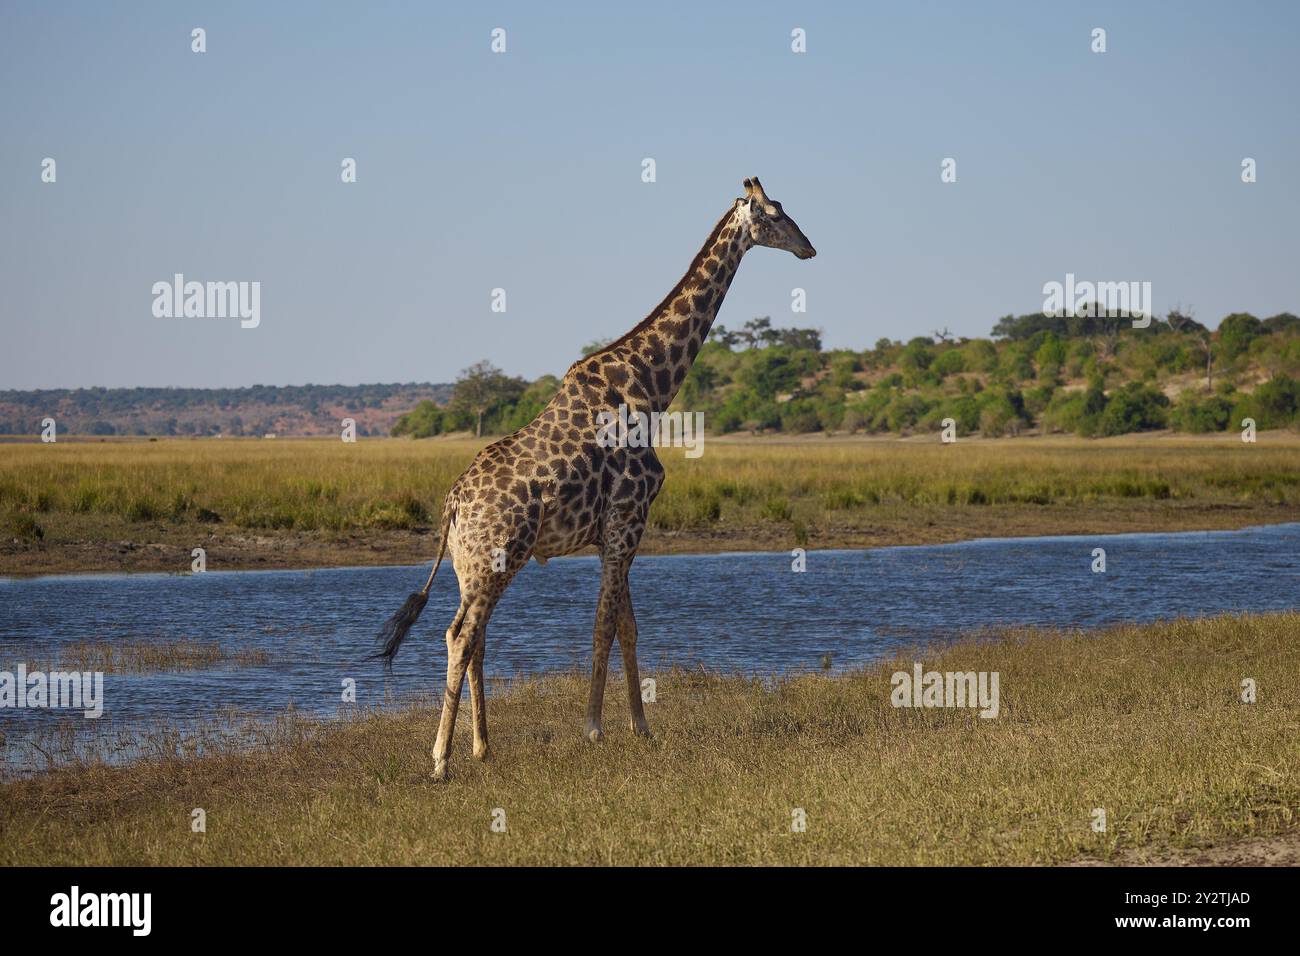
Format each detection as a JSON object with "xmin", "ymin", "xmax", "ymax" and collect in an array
[{"xmin": 448, "ymin": 396, "xmax": 662, "ymax": 564}]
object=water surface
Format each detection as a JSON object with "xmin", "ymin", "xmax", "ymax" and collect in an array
[{"xmin": 1, "ymin": 522, "xmax": 1296, "ymax": 746}]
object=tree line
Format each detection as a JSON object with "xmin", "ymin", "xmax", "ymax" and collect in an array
[{"xmin": 391, "ymin": 310, "xmax": 1300, "ymax": 440}]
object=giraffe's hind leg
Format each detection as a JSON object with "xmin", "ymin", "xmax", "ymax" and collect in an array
[
  {"xmin": 431, "ymin": 596, "xmax": 477, "ymax": 781},
  {"xmin": 466, "ymin": 625, "xmax": 489, "ymax": 760},
  {"xmin": 617, "ymin": 590, "xmax": 651, "ymax": 737},
  {"xmin": 431, "ymin": 507, "xmax": 537, "ymax": 779}
]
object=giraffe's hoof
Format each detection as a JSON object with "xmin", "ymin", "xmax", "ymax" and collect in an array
[
  {"xmin": 631, "ymin": 721, "xmax": 652, "ymax": 738},
  {"xmin": 472, "ymin": 743, "xmax": 490, "ymax": 761},
  {"xmin": 430, "ymin": 761, "xmax": 449, "ymax": 782},
  {"xmin": 585, "ymin": 726, "xmax": 604, "ymax": 744}
]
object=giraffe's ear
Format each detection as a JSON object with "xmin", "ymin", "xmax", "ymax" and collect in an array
[
  {"xmin": 742, "ymin": 178, "xmax": 754, "ymax": 196},
  {"xmin": 749, "ymin": 176, "xmax": 768, "ymax": 202}
]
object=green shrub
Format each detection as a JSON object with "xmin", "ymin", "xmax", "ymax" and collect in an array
[
  {"xmin": 977, "ymin": 389, "xmax": 1028, "ymax": 437},
  {"xmin": 962, "ymin": 339, "xmax": 998, "ymax": 373},
  {"xmin": 932, "ymin": 348, "xmax": 966, "ymax": 378},
  {"xmin": 1041, "ymin": 391, "xmax": 1087, "ymax": 434},
  {"xmin": 885, "ymin": 393, "xmax": 932, "ymax": 432},
  {"xmin": 921, "ymin": 397, "xmax": 979, "ymax": 435},
  {"xmin": 979, "ymin": 402, "xmax": 1020, "ymax": 437},
  {"xmin": 1170, "ymin": 392, "xmax": 1233, "ymax": 433},
  {"xmin": 841, "ymin": 405, "xmax": 869, "ymax": 433},
  {"xmin": 1023, "ymin": 385, "xmax": 1056, "ymax": 418},
  {"xmin": 1242, "ymin": 375, "xmax": 1300, "ymax": 429},
  {"xmin": 1096, "ymin": 383, "xmax": 1169, "ymax": 436},
  {"xmin": 780, "ymin": 402, "xmax": 823, "ymax": 434}
]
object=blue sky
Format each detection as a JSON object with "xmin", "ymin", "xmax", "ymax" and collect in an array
[{"xmin": 2, "ymin": 1, "xmax": 1297, "ymax": 389}]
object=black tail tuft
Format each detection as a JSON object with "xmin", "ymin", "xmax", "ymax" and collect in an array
[{"xmin": 371, "ymin": 590, "xmax": 430, "ymax": 670}]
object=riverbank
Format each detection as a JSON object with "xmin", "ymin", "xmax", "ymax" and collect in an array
[
  {"xmin": 2, "ymin": 611, "xmax": 1296, "ymax": 865},
  {"xmin": 4, "ymin": 500, "xmax": 1297, "ymax": 577},
  {"xmin": 3, "ymin": 432, "xmax": 1298, "ymax": 576}
]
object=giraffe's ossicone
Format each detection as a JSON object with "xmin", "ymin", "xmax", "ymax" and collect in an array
[{"xmin": 373, "ymin": 177, "xmax": 816, "ymax": 780}]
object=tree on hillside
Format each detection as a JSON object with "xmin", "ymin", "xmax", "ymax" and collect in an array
[
  {"xmin": 710, "ymin": 324, "xmax": 741, "ymax": 349},
  {"xmin": 777, "ymin": 327, "xmax": 823, "ymax": 351},
  {"xmin": 1165, "ymin": 306, "xmax": 1209, "ymax": 336},
  {"xmin": 1217, "ymin": 313, "xmax": 1263, "ymax": 361},
  {"xmin": 736, "ymin": 317, "xmax": 780, "ymax": 349},
  {"xmin": 992, "ymin": 312, "xmax": 1068, "ymax": 340},
  {"xmin": 450, "ymin": 361, "xmax": 526, "ymax": 437},
  {"xmin": 1168, "ymin": 307, "xmax": 1214, "ymax": 390},
  {"xmin": 1263, "ymin": 312, "xmax": 1300, "ymax": 334}
]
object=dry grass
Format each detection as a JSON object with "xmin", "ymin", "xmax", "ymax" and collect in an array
[
  {"xmin": 3, "ymin": 432, "xmax": 1300, "ymax": 574},
  {"xmin": 2, "ymin": 611, "xmax": 1295, "ymax": 865}
]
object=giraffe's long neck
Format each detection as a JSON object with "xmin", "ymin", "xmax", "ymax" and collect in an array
[{"xmin": 597, "ymin": 202, "xmax": 754, "ymax": 413}]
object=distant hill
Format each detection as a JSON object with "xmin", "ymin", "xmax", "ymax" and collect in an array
[
  {"xmin": 0, "ymin": 383, "xmax": 453, "ymax": 437},
  {"xmin": 9, "ymin": 307, "xmax": 1300, "ymax": 441}
]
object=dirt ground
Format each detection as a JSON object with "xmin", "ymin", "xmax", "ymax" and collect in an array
[{"xmin": 1069, "ymin": 829, "xmax": 1300, "ymax": 866}]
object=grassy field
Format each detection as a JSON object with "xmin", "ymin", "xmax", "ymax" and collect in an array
[
  {"xmin": 1, "ymin": 611, "xmax": 1295, "ymax": 865},
  {"xmin": 2, "ymin": 431, "xmax": 1300, "ymax": 575}
]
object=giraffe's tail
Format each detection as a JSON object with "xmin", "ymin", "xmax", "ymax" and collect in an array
[{"xmin": 371, "ymin": 491, "xmax": 456, "ymax": 668}]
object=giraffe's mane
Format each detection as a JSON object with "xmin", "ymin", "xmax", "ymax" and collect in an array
[{"xmin": 576, "ymin": 202, "xmax": 740, "ymax": 368}]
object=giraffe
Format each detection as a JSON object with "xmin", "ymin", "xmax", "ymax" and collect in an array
[{"xmin": 374, "ymin": 177, "xmax": 815, "ymax": 780}]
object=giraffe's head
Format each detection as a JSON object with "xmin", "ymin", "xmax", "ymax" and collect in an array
[{"xmin": 739, "ymin": 177, "xmax": 816, "ymax": 259}]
